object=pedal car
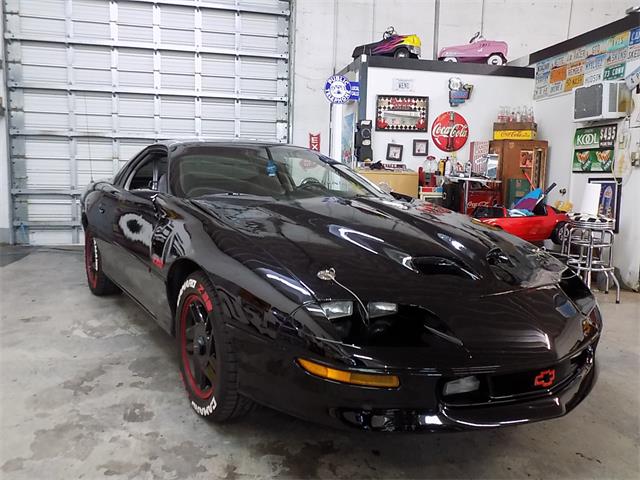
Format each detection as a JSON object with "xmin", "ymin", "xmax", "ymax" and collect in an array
[
  {"xmin": 352, "ymin": 26, "xmax": 421, "ymax": 59},
  {"xmin": 472, "ymin": 184, "xmax": 569, "ymax": 244},
  {"xmin": 438, "ymin": 32, "xmax": 508, "ymax": 65}
]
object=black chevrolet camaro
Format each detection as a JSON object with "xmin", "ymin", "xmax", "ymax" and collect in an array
[{"xmin": 81, "ymin": 140, "xmax": 601, "ymax": 432}]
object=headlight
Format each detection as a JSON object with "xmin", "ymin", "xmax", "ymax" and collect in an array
[
  {"xmin": 443, "ymin": 376, "xmax": 480, "ymax": 396},
  {"xmin": 367, "ymin": 302, "xmax": 398, "ymax": 318},
  {"xmin": 320, "ymin": 301, "xmax": 353, "ymax": 320}
]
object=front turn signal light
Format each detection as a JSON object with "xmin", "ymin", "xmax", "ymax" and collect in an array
[{"xmin": 297, "ymin": 358, "xmax": 400, "ymax": 388}]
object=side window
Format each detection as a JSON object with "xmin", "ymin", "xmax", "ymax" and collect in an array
[
  {"xmin": 127, "ymin": 158, "xmax": 155, "ymax": 190},
  {"xmin": 125, "ymin": 149, "xmax": 168, "ymax": 192}
]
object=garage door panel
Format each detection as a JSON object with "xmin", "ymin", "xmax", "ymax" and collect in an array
[
  {"xmin": 26, "ymin": 198, "xmax": 73, "ymax": 222},
  {"xmin": 201, "ymin": 75, "xmax": 235, "ymax": 94},
  {"xmin": 201, "ymin": 119, "xmax": 235, "ymax": 137},
  {"xmin": 240, "ymin": 12, "xmax": 279, "ymax": 36},
  {"xmin": 240, "ymin": 101, "xmax": 277, "ymax": 121},
  {"xmin": 77, "ymin": 159, "xmax": 114, "ymax": 187},
  {"xmin": 13, "ymin": 15, "xmax": 66, "ymax": 38},
  {"xmin": 25, "ymin": 160, "xmax": 71, "ymax": 189},
  {"xmin": 119, "ymin": 94, "xmax": 154, "ymax": 117},
  {"xmin": 117, "ymin": 1, "xmax": 153, "ymax": 25},
  {"xmin": 20, "ymin": 43, "xmax": 67, "ymax": 67},
  {"xmin": 240, "ymin": 77, "xmax": 276, "ymax": 96},
  {"xmin": 18, "ymin": 66, "xmax": 67, "ymax": 87},
  {"xmin": 14, "ymin": 0, "xmax": 66, "ymax": 18},
  {"xmin": 201, "ymin": 31, "xmax": 236, "ymax": 50},
  {"xmin": 201, "ymin": 98, "xmax": 235, "ymax": 118},
  {"xmin": 201, "ymin": 9, "xmax": 236, "ymax": 32},
  {"xmin": 73, "ymin": 21, "xmax": 111, "ymax": 42},
  {"xmin": 7, "ymin": 0, "xmax": 290, "ymax": 244},
  {"xmin": 75, "ymin": 69, "xmax": 113, "ymax": 89},
  {"xmin": 22, "ymin": 92, "xmax": 70, "ymax": 130},
  {"xmin": 118, "ymin": 23, "xmax": 153, "ymax": 43},
  {"xmin": 240, "ymin": 57, "xmax": 278, "ymax": 79},
  {"xmin": 119, "ymin": 140, "xmax": 147, "ymax": 158},
  {"xmin": 240, "ymin": 121, "xmax": 276, "ymax": 139}
]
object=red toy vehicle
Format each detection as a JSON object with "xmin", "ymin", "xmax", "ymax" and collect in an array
[{"xmin": 472, "ymin": 183, "xmax": 569, "ymax": 244}]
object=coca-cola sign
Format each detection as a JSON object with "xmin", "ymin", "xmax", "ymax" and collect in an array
[{"xmin": 431, "ymin": 111, "xmax": 469, "ymax": 152}]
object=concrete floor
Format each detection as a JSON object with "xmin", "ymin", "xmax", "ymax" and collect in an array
[{"xmin": 1, "ymin": 246, "xmax": 638, "ymax": 480}]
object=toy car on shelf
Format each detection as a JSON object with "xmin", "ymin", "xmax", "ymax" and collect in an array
[
  {"xmin": 472, "ymin": 184, "xmax": 569, "ymax": 244},
  {"xmin": 352, "ymin": 26, "xmax": 421, "ymax": 59},
  {"xmin": 438, "ymin": 32, "xmax": 508, "ymax": 65}
]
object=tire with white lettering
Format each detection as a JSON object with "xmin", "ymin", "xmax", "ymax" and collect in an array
[
  {"xmin": 176, "ymin": 271, "xmax": 254, "ymax": 422},
  {"xmin": 84, "ymin": 230, "xmax": 120, "ymax": 296}
]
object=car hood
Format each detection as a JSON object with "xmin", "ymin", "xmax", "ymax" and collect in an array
[
  {"xmin": 193, "ymin": 195, "xmax": 594, "ymax": 367},
  {"xmin": 194, "ymin": 195, "xmax": 566, "ymax": 301}
]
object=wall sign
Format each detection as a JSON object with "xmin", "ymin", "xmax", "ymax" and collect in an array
[
  {"xmin": 392, "ymin": 78, "xmax": 415, "ymax": 92},
  {"xmin": 324, "ymin": 75, "xmax": 359, "ymax": 104},
  {"xmin": 534, "ymin": 27, "xmax": 638, "ymax": 100},
  {"xmin": 375, "ymin": 95, "xmax": 428, "ymax": 131},
  {"xmin": 448, "ymin": 77, "xmax": 473, "ymax": 107},
  {"xmin": 308, "ymin": 133, "xmax": 321, "ymax": 151},
  {"xmin": 572, "ymin": 124, "xmax": 617, "ymax": 173},
  {"xmin": 431, "ymin": 111, "xmax": 469, "ymax": 152}
]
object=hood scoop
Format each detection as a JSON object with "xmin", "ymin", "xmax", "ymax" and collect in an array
[{"xmin": 409, "ymin": 256, "xmax": 480, "ymax": 281}]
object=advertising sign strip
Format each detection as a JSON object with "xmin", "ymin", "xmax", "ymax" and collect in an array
[{"xmin": 534, "ymin": 28, "xmax": 634, "ymax": 100}]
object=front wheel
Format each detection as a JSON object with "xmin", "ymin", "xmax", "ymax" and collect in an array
[
  {"xmin": 84, "ymin": 230, "xmax": 119, "ymax": 295},
  {"xmin": 487, "ymin": 53, "xmax": 506, "ymax": 65},
  {"xmin": 442, "ymin": 57, "xmax": 458, "ymax": 62},
  {"xmin": 394, "ymin": 47, "xmax": 410, "ymax": 58},
  {"xmin": 551, "ymin": 221, "xmax": 569, "ymax": 245},
  {"xmin": 176, "ymin": 271, "xmax": 254, "ymax": 422}
]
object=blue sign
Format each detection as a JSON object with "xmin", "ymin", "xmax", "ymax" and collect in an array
[
  {"xmin": 630, "ymin": 27, "xmax": 640, "ymax": 46},
  {"xmin": 324, "ymin": 75, "xmax": 359, "ymax": 103}
]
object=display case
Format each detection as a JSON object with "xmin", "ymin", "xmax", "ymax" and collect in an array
[{"xmin": 489, "ymin": 140, "xmax": 548, "ymax": 207}]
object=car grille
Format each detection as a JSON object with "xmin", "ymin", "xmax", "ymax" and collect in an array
[{"xmin": 442, "ymin": 346, "xmax": 593, "ymax": 406}]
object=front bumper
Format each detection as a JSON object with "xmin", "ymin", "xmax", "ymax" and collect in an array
[
  {"xmin": 335, "ymin": 358, "xmax": 597, "ymax": 432},
  {"xmin": 233, "ymin": 326, "xmax": 599, "ymax": 432}
]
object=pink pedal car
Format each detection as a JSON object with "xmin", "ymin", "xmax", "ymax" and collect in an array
[{"xmin": 438, "ymin": 32, "xmax": 508, "ymax": 65}]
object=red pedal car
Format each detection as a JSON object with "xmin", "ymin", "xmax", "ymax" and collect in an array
[{"xmin": 472, "ymin": 184, "xmax": 569, "ymax": 244}]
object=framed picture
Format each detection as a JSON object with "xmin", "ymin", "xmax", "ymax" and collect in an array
[
  {"xmin": 519, "ymin": 149, "xmax": 533, "ymax": 168},
  {"xmin": 376, "ymin": 95, "xmax": 428, "ymax": 131},
  {"xmin": 386, "ymin": 143, "xmax": 404, "ymax": 161},
  {"xmin": 413, "ymin": 139, "xmax": 429, "ymax": 156},
  {"xmin": 588, "ymin": 178, "xmax": 622, "ymax": 233}
]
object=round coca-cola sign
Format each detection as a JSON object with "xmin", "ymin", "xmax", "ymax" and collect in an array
[{"xmin": 431, "ymin": 111, "xmax": 469, "ymax": 152}]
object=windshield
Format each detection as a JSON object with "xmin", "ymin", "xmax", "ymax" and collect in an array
[{"xmin": 169, "ymin": 145, "xmax": 390, "ymax": 200}]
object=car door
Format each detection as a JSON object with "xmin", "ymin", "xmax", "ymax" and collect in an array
[{"xmin": 112, "ymin": 147, "xmax": 169, "ymax": 314}]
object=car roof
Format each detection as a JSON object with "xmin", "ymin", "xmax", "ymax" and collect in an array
[{"xmin": 153, "ymin": 139, "xmax": 293, "ymax": 149}]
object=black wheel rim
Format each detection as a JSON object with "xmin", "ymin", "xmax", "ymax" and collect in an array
[{"xmin": 180, "ymin": 294, "xmax": 216, "ymax": 400}]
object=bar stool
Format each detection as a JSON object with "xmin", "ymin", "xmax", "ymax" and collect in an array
[{"xmin": 561, "ymin": 213, "xmax": 620, "ymax": 303}]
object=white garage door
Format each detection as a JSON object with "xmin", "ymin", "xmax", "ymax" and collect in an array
[{"xmin": 4, "ymin": 0, "xmax": 290, "ymax": 244}]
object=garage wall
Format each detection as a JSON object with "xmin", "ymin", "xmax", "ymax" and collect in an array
[
  {"xmin": 3, "ymin": 0, "xmax": 290, "ymax": 244},
  {"xmin": 291, "ymin": 0, "xmax": 631, "ymax": 154},
  {"xmin": 361, "ymin": 66, "xmax": 534, "ymax": 172}
]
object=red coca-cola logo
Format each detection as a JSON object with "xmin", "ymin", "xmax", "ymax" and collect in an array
[{"xmin": 431, "ymin": 111, "xmax": 469, "ymax": 152}]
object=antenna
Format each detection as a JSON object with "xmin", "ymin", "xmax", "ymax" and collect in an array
[{"xmin": 82, "ymin": 93, "xmax": 94, "ymax": 182}]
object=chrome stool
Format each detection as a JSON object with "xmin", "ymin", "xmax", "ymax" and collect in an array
[{"xmin": 561, "ymin": 213, "xmax": 620, "ymax": 303}]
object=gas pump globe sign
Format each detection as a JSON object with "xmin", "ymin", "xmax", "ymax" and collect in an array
[{"xmin": 324, "ymin": 75, "xmax": 359, "ymax": 103}]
